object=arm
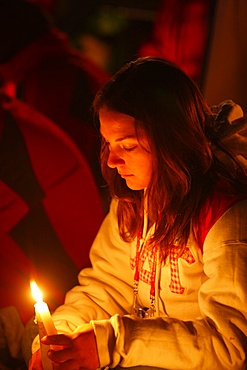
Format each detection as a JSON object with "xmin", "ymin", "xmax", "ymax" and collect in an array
[
  {"xmin": 29, "ymin": 199, "xmax": 134, "ymax": 368},
  {"xmin": 51, "ymin": 199, "xmax": 134, "ymax": 333},
  {"xmin": 91, "ymin": 199, "xmax": 247, "ymax": 369}
]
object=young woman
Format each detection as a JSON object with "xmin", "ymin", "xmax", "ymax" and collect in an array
[{"xmin": 30, "ymin": 57, "xmax": 247, "ymax": 370}]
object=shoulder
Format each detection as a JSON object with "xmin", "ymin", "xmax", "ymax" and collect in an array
[
  {"xmin": 203, "ymin": 198, "xmax": 247, "ymax": 253},
  {"xmin": 197, "ymin": 191, "xmax": 245, "ymax": 250}
]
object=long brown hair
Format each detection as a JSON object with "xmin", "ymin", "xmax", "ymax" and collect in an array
[{"xmin": 93, "ymin": 57, "xmax": 245, "ymax": 258}]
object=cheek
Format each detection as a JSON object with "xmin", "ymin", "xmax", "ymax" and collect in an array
[
  {"xmin": 140, "ymin": 156, "xmax": 153, "ymax": 182},
  {"xmin": 145, "ymin": 165, "xmax": 153, "ymax": 184}
]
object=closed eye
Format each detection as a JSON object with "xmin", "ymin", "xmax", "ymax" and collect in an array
[{"xmin": 122, "ymin": 145, "xmax": 137, "ymax": 152}]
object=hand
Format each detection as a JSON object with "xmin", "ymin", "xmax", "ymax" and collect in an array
[{"xmin": 41, "ymin": 324, "xmax": 100, "ymax": 370}]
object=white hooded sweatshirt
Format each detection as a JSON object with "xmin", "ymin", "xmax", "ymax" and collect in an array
[{"xmin": 45, "ymin": 192, "xmax": 247, "ymax": 370}]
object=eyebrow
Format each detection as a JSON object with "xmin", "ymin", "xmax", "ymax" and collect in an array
[{"xmin": 115, "ymin": 134, "xmax": 136, "ymax": 142}]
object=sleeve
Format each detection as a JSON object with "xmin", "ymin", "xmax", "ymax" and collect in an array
[
  {"xmin": 92, "ymin": 200, "xmax": 247, "ymax": 369},
  {"xmin": 51, "ymin": 199, "xmax": 134, "ymax": 333}
]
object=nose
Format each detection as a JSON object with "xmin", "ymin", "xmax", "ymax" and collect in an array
[{"xmin": 107, "ymin": 150, "xmax": 125, "ymax": 168}]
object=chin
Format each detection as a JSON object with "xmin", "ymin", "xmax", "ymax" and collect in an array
[{"xmin": 126, "ymin": 181, "xmax": 146, "ymax": 191}]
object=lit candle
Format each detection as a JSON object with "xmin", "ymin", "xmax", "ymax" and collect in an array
[
  {"xmin": 30, "ymin": 280, "xmax": 57, "ymax": 336},
  {"xmin": 30, "ymin": 281, "xmax": 57, "ymax": 370}
]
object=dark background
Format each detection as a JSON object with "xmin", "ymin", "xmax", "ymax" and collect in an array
[{"xmin": 50, "ymin": 0, "xmax": 164, "ymax": 73}]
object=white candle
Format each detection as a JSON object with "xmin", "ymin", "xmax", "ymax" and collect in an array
[
  {"xmin": 31, "ymin": 281, "xmax": 59, "ymax": 370},
  {"xmin": 34, "ymin": 301, "xmax": 57, "ymax": 336},
  {"xmin": 30, "ymin": 281, "xmax": 57, "ymax": 336}
]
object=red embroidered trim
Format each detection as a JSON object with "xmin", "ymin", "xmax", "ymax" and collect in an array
[
  {"xmin": 133, "ymin": 231, "xmax": 157, "ymax": 298},
  {"xmin": 169, "ymin": 245, "xmax": 195, "ymax": 294}
]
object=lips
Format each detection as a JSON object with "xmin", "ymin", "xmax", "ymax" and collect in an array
[{"xmin": 119, "ymin": 173, "xmax": 133, "ymax": 178}]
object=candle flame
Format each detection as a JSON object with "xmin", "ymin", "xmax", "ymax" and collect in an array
[{"xmin": 30, "ymin": 280, "xmax": 43, "ymax": 303}]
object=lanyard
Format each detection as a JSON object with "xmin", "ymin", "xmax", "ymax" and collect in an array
[{"xmin": 133, "ymin": 230, "xmax": 157, "ymax": 318}]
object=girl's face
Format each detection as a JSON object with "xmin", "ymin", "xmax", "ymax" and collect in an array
[{"xmin": 99, "ymin": 107, "xmax": 153, "ymax": 190}]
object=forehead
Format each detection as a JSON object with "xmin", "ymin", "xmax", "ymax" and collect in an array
[{"xmin": 99, "ymin": 107, "xmax": 137, "ymax": 140}]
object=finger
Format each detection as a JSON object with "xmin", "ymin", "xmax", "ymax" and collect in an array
[
  {"xmin": 51, "ymin": 359, "xmax": 76, "ymax": 370},
  {"xmin": 41, "ymin": 334, "xmax": 72, "ymax": 347},
  {"xmin": 52, "ymin": 360, "xmax": 92, "ymax": 370},
  {"xmin": 47, "ymin": 346, "xmax": 72, "ymax": 363}
]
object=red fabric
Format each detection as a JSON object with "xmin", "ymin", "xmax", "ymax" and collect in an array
[
  {"xmin": 28, "ymin": 349, "xmax": 42, "ymax": 370},
  {"xmin": 0, "ymin": 97, "xmax": 104, "ymax": 323},
  {"xmin": 138, "ymin": 0, "xmax": 213, "ymax": 81},
  {"xmin": 197, "ymin": 191, "xmax": 243, "ymax": 251},
  {"xmin": 0, "ymin": 28, "xmax": 110, "ymax": 186}
]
